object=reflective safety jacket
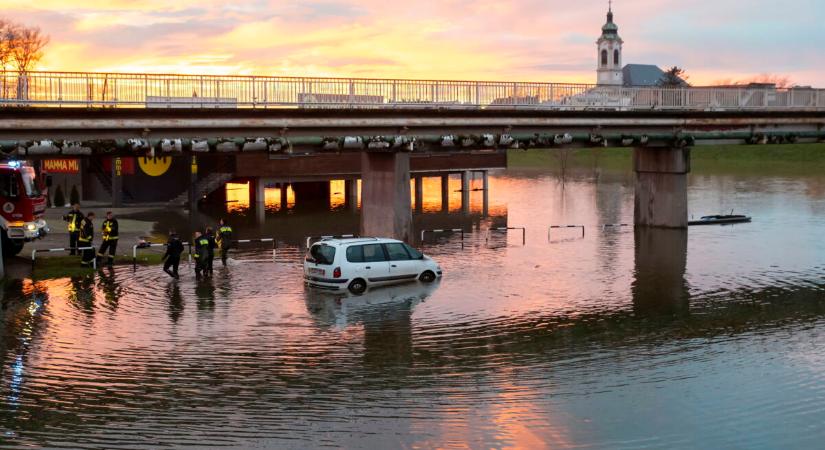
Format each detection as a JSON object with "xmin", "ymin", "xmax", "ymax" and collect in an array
[
  {"xmin": 64, "ymin": 210, "xmax": 83, "ymax": 232},
  {"xmin": 102, "ymin": 219, "xmax": 119, "ymax": 241},
  {"xmin": 78, "ymin": 218, "xmax": 94, "ymax": 244},
  {"xmin": 193, "ymin": 237, "xmax": 210, "ymax": 259},
  {"xmin": 216, "ymin": 225, "xmax": 233, "ymax": 248}
]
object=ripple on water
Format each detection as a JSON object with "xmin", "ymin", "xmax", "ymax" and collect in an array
[{"xmin": 3, "ymin": 173, "xmax": 825, "ymax": 448}]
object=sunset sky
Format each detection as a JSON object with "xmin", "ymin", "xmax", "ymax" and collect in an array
[{"xmin": 1, "ymin": 0, "xmax": 822, "ymax": 86}]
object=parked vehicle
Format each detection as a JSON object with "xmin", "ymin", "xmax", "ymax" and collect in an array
[
  {"xmin": 304, "ymin": 238, "xmax": 442, "ymax": 294},
  {"xmin": 0, "ymin": 161, "xmax": 49, "ymax": 257}
]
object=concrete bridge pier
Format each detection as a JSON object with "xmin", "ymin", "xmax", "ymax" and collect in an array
[
  {"xmin": 482, "ymin": 170, "xmax": 489, "ymax": 217},
  {"xmin": 280, "ymin": 183, "xmax": 289, "ymax": 210},
  {"xmin": 634, "ymin": 147, "xmax": 691, "ymax": 228},
  {"xmin": 360, "ymin": 152, "xmax": 413, "ymax": 241},
  {"xmin": 254, "ymin": 177, "xmax": 266, "ymax": 224},
  {"xmin": 414, "ymin": 176, "xmax": 424, "ymax": 213},
  {"xmin": 461, "ymin": 171, "xmax": 471, "ymax": 214},
  {"xmin": 345, "ymin": 179, "xmax": 358, "ymax": 211},
  {"xmin": 441, "ymin": 175, "xmax": 450, "ymax": 212}
]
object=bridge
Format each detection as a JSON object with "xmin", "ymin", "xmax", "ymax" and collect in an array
[{"xmin": 1, "ymin": 71, "xmax": 824, "ymax": 241}]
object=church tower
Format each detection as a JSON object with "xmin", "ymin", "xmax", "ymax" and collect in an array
[{"xmin": 596, "ymin": 2, "xmax": 623, "ymax": 86}]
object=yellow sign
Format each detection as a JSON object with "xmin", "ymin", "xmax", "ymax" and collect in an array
[
  {"xmin": 115, "ymin": 158, "xmax": 122, "ymax": 176},
  {"xmin": 138, "ymin": 156, "xmax": 172, "ymax": 177},
  {"xmin": 43, "ymin": 159, "xmax": 80, "ymax": 173}
]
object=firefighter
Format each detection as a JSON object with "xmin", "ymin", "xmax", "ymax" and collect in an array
[
  {"xmin": 62, "ymin": 203, "xmax": 84, "ymax": 255},
  {"xmin": 193, "ymin": 231, "xmax": 210, "ymax": 280},
  {"xmin": 216, "ymin": 218, "xmax": 233, "ymax": 266},
  {"xmin": 204, "ymin": 227, "xmax": 216, "ymax": 277},
  {"xmin": 162, "ymin": 231, "xmax": 185, "ymax": 279},
  {"xmin": 78, "ymin": 212, "xmax": 96, "ymax": 267},
  {"xmin": 97, "ymin": 211, "xmax": 119, "ymax": 266}
]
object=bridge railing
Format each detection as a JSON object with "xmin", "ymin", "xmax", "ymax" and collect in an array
[{"xmin": 0, "ymin": 71, "xmax": 822, "ymax": 111}]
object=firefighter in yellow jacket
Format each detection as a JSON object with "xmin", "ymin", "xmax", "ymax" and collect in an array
[
  {"xmin": 193, "ymin": 231, "xmax": 211, "ymax": 280},
  {"xmin": 62, "ymin": 203, "xmax": 84, "ymax": 255},
  {"xmin": 215, "ymin": 218, "xmax": 233, "ymax": 266},
  {"xmin": 78, "ymin": 212, "xmax": 96, "ymax": 267},
  {"xmin": 97, "ymin": 211, "xmax": 119, "ymax": 266}
]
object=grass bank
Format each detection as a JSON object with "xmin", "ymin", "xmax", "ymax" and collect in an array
[
  {"xmin": 30, "ymin": 253, "xmax": 167, "ymax": 280},
  {"xmin": 508, "ymin": 143, "xmax": 825, "ymax": 174}
]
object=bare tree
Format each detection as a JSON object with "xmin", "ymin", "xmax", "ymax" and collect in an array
[
  {"xmin": 712, "ymin": 74, "xmax": 794, "ymax": 88},
  {"xmin": 11, "ymin": 25, "xmax": 49, "ymax": 73},
  {"xmin": 0, "ymin": 20, "xmax": 18, "ymax": 98},
  {"xmin": 0, "ymin": 19, "xmax": 17, "ymax": 71}
]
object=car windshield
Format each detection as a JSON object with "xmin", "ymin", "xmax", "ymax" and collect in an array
[
  {"xmin": 307, "ymin": 244, "xmax": 336, "ymax": 265},
  {"xmin": 20, "ymin": 167, "xmax": 40, "ymax": 198}
]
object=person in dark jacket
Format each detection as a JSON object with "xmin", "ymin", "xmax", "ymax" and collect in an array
[
  {"xmin": 162, "ymin": 231, "xmax": 185, "ymax": 279},
  {"xmin": 193, "ymin": 231, "xmax": 210, "ymax": 280},
  {"xmin": 216, "ymin": 218, "xmax": 233, "ymax": 266},
  {"xmin": 204, "ymin": 227, "xmax": 216, "ymax": 277},
  {"xmin": 97, "ymin": 211, "xmax": 119, "ymax": 266},
  {"xmin": 78, "ymin": 212, "xmax": 95, "ymax": 267},
  {"xmin": 62, "ymin": 203, "xmax": 83, "ymax": 255}
]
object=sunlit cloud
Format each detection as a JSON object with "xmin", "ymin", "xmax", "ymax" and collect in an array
[{"xmin": 0, "ymin": 0, "xmax": 820, "ymax": 86}]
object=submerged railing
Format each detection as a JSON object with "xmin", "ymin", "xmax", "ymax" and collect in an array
[{"xmin": 0, "ymin": 71, "xmax": 823, "ymax": 111}]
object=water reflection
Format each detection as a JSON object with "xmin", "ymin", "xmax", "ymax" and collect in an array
[
  {"xmin": 166, "ymin": 281, "xmax": 184, "ymax": 324},
  {"xmin": 632, "ymin": 228, "xmax": 690, "ymax": 316},
  {"xmin": 4, "ymin": 167, "xmax": 825, "ymax": 448},
  {"xmin": 67, "ymin": 276, "xmax": 96, "ymax": 315}
]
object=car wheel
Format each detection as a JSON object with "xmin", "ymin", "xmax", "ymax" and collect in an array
[
  {"xmin": 348, "ymin": 278, "xmax": 367, "ymax": 294},
  {"xmin": 419, "ymin": 270, "xmax": 436, "ymax": 283}
]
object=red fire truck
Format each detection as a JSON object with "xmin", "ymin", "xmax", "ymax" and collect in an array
[{"xmin": 0, "ymin": 161, "xmax": 49, "ymax": 257}]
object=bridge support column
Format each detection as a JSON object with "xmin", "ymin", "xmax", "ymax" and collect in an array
[
  {"xmin": 634, "ymin": 147, "xmax": 690, "ymax": 228},
  {"xmin": 280, "ymin": 183, "xmax": 289, "ymax": 210},
  {"xmin": 188, "ymin": 155, "xmax": 199, "ymax": 228},
  {"xmin": 461, "ymin": 171, "xmax": 471, "ymax": 214},
  {"xmin": 482, "ymin": 171, "xmax": 489, "ymax": 217},
  {"xmin": 111, "ymin": 157, "xmax": 123, "ymax": 208},
  {"xmin": 345, "ymin": 179, "xmax": 358, "ymax": 210},
  {"xmin": 360, "ymin": 152, "xmax": 412, "ymax": 241},
  {"xmin": 255, "ymin": 177, "xmax": 266, "ymax": 224},
  {"xmin": 414, "ymin": 176, "xmax": 423, "ymax": 213},
  {"xmin": 441, "ymin": 174, "xmax": 450, "ymax": 212}
]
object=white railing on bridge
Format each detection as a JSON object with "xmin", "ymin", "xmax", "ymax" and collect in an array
[{"xmin": 0, "ymin": 71, "xmax": 822, "ymax": 111}]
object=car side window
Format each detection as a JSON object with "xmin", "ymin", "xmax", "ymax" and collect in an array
[
  {"xmin": 384, "ymin": 243, "xmax": 412, "ymax": 261},
  {"xmin": 403, "ymin": 243, "xmax": 424, "ymax": 260},
  {"xmin": 361, "ymin": 244, "xmax": 387, "ymax": 262},
  {"xmin": 346, "ymin": 245, "xmax": 364, "ymax": 263}
]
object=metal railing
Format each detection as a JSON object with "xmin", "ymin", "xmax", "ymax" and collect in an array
[{"xmin": 1, "ymin": 71, "xmax": 822, "ymax": 111}]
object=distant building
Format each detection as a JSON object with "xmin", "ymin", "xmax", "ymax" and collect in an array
[
  {"xmin": 594, "ymin": 5, "xmax": 688, "ymax": 88},
  {"xmin": 596, "ymin": 5, "xmax": 623, "ymax": 86},
  {"xmin": 622, "ymin": 64, "xmax": 688, "ymax": 87}
]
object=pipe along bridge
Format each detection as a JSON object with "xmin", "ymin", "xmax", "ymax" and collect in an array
[{"xmin": 0, "ymin": 107, "xmax": 823, "ymax": 241}]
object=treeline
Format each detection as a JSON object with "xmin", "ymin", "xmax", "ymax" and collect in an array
[{"xmin": 0, "ymin": 18, "xmax": 49, "ymax": 73}]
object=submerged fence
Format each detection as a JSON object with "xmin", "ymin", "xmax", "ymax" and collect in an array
[{"xmin": 1, "ymin": 71, "xmax": 823, "ymax": 111}]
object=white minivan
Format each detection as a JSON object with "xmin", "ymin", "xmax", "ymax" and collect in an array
[{"xmin": 304, "ymin": 238, "xmax": 442, "ymax": 294}]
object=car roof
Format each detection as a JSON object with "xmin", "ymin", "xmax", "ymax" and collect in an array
[{"xmin": 312, "ymin": 237, "xmax": 402, "ymax": 246}]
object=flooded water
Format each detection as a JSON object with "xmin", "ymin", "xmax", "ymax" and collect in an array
[{"xmin": 3, "ymin": 163, "xmax": 825, "ymax": 448}]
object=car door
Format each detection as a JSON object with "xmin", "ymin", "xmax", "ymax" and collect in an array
[
  {"xmin": 347, "ymin": 244, "xmax": 390, "ymax": 285},
  {"xmin": 384, "ymin": 243, "xmax": 421, "ymax": 282}
]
